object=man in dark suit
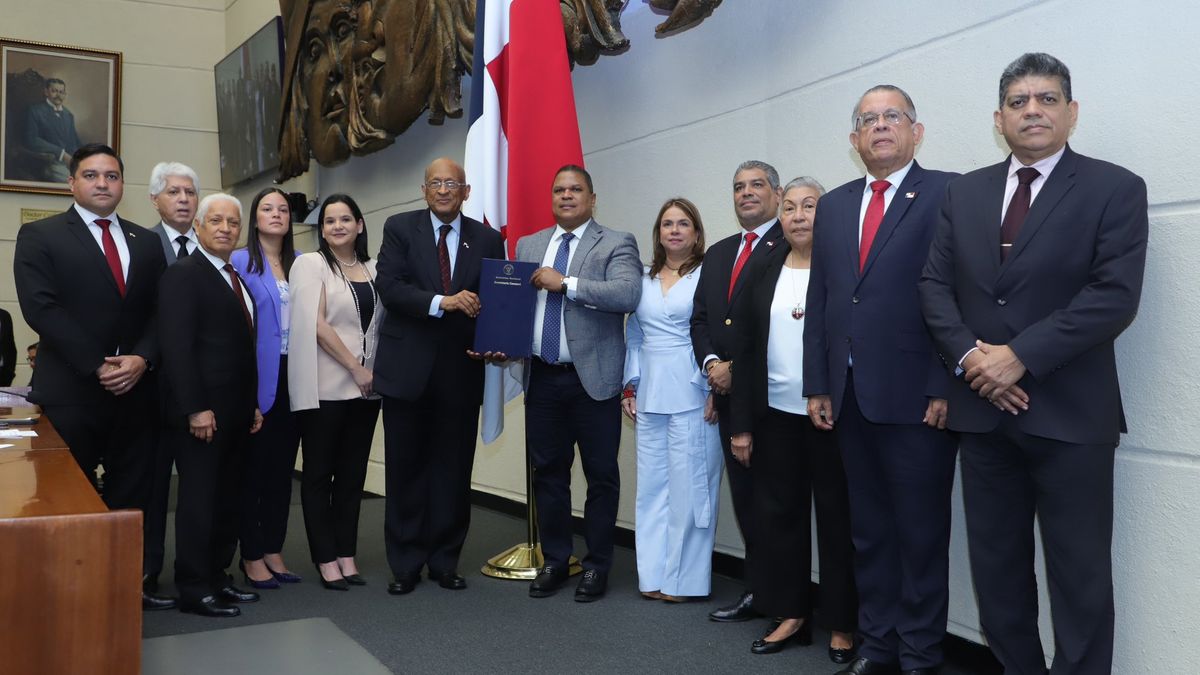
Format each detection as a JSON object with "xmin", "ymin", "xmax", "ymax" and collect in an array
[
  {"xmin": 803, "ymin": 86, "xmax": 958, "ymax": 675},
  {"xmin": 141, "ymin": 161, "xmax": 201, "ymax": 599},
  {"xmin": 920, "ymin": 53, "xmax": 1147, "ymax": 675},
  {"xmin": 689, "ymin": 159, "xmax": 784, "ymax": 622},
  {"xmin": 516, "ymin": 165, "xmax": 641, "ymax": 602},
  {"xmin": 24, "ymin": 78, "xmax": 82, "ymax": 183},
  {"xmin": 148, "ymin": 161, "xmax": 201, "ymax": 263},
  {"xmin": 159, "ymin": 193, "xmax": 263, "ymax": 617},
  {"xmin": 375, "ymin": 157, "xmax": 505, "ymax": 595},
  {"xmin": 13, "ymin": 143, "xmax": 174, "ymax": 610}
]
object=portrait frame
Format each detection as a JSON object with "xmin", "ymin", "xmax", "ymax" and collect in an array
[{"xmin": 0, "ymin": 37, "xmax": 122, "ymax": 196}]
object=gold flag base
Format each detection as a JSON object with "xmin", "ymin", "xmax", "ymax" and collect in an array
[{"xmin": 480, "ymin": 543, "xmax": 582, "ymax": 580}]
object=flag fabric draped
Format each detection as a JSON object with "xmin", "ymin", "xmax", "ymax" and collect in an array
[{"xmin": 465, "ymin": 0, "xmax": 586, "ymax": 443}]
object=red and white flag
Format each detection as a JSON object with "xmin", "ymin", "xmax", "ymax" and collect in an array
[{"xmin": 464, "ymin": 0, "xmax": 586, "ymax": 442}]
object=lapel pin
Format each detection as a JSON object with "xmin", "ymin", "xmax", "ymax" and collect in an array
[
  {"xmin": 905, "ymin": 192, "xmax": 917, "ymax": 199},
  {"xmin": 766, "ymin": 240, "xmax": 774, "ymax": 247},
  {"xmin": 463, "ymin": 241, "xmax": 470, "ymax": 249}
]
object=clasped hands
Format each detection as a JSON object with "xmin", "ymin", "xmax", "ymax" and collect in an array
[
  {"xmin": 96, "ymin": 355, "xmax": 147, "ymax": 396},
  {"xmin": 963, "ymin": 340, "xmax": 1030, "ymax": 415}
]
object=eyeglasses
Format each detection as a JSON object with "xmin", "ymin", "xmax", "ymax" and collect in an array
[
  {"xmin": 425, "ymin": 180, "xmax": 464, "ymax": 191},
  {"xmin": 854, "ymin": 109, "xmax": 914, "ymax": 130}
]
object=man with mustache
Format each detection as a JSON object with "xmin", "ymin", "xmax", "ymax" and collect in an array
[
  {"xmin": 690, "ymin": 159, "xmax": 784, "ymax": 622},
  {"xmin": 920, "ymin": 53, "xmax": 1148, "ymax": 674},
  {"xmin": 803, "ymin": 86, "xmax": 958, "ymax": 675},
  {"xmin": 23, "ymin": 78, "xmax": 82, "ymax": 183}
]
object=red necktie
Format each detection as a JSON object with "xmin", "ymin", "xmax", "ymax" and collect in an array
[
  {"xmin": 223, "ymin": 264, "xmax": 254, "ymax": 330},
  {"xmin": 1000, "ymin": 167, "xmax": 1041, "ymax": 261},
  {"xmin": 437, "ymin": 224, "xmax": 453, "ymax": 293},
  {"xmin": 727, "ymin": 232, "xmax": 758, "ymax": 301},
  {"xmin": 95, "ymin": 218, "xmax": 126, "ymax": 296},
  {"xmin": 859, "ymin": 180, "xmax": 890, "ymax": 272}
]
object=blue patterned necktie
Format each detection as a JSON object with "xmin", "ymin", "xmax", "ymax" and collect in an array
[{"xmin": 540, "ymin": 232, "xmax": 574, "ymax": 364}]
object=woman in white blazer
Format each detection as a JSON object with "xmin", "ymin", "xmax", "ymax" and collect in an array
[
  {"xmin": 622, "ymin": 197, "xmax": 722, "ymax": 601},
  {"xmin": 289, "ymin": 194, "xmax": 384, "ymax": 591}
]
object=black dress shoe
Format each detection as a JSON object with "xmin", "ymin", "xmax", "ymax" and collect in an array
[
  {"xmin": 429, "ymin": 570, "xmax": 467, "ymax": 590},
  {"xmin": 750, "ymin": 619, "xmax": 812, "ymax": 654},
  {"xmin": 343, "ymin": 574, "xmax": 367, "ymax": 586},
  {"xmin": 528, "ymin": 566, "xmax": 569, "ymax": 598},
  {"xmin": 179, "ymin": 595, "xmax": 240, "ymax": 618},
  {"xmin": 142, "ymin": 590, "xmax": 177, "ymax": 611},
  {"xmin": 218, "ymin": 585, "xmax": 260, "ymax": 603},
  {"xmin": 829, "ymin": 643, "xmax": 858, "ymax": 664},
  {"xmin": 708, "ymin": 591, "xmax": 759, "ymax": 622},
  {"xmin": 387, "ymin": 573, "xmax": 420, "ymax": 595},
  {"xmin": 574, "ymin": 569, "xmax": 607, "ymax": 602},
  {"xmin": 835, "ymin": 656, "xmax": 901, "ymax": 675}
]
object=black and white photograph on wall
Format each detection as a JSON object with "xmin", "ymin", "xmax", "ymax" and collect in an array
[
  {"xmin": 215, "ymin": 17, "xmax": 284, "ymax": 188},
  {"xmin": 0, "ymin": 37, "xmax": 121, "ymax": 196}
]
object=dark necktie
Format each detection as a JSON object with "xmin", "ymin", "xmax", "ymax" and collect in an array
[
  {"xmin": 1001, "ymin": 167, "xmax": 1041, "ymax": 261},
  {"xmin": 859, "ymin": 179, "xmax": 891, "ymax": 272},
  {"xmin": 539, "ymin": 232, "xmax": 574, "ymax": 364},
  {"xmin": 223, "ymin": 263, "xmax": 254, "ymax": 329},
  {"xmin": 96, "ymin": 218, "xmax": 126, "ymax": 297},
  {"xmin": 727, "ymin": 232, "xmax": 758, "ymax": 301},
  {"xmin": 437, "ymin": 224, "xmax": 453, "ymax": 293},
  {"xmin": 175, "ymin": 235, "xmax": 190, "ymax": 259}
]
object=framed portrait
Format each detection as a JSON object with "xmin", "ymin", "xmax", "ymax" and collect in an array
[
  {"xmin": 214, "ymin": 17, "xmax": 284, "ymax": 188},
  {"xmin": 0, "ymin": 38, "xmax": 121, "ymax": 196}
]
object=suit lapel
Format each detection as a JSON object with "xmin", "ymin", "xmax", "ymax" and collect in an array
[
  {"xmin": 568, "ymin": 223, "xmax": 602, "ymax": 276},
  {"xmin": 728, "ymin": 220, "xmax": 781, "ymax": 306},
  {"xmin": 860, "ymin": 164, "xmax": 923, "ymax": 279},
  {"xmin": 980, "ymin": 161, "xmax": 1008, "ymax": 278},
  {"xmin": 120, "ymin": 219, "xmax": 149, "ymax": 294},
  {"xmin": 452, "ymin": 221, "xmax": 479, "ymax": 291},
  {"xmin": 999, "ymin": 147, "xmax": 1078, "ymax": 279},
  {"xmin": 66, "ymin": 208, "xmax": 122, "ymax": 297},
  {"xmin": 205, "ymin": 258, "xmax": 255, "ymax": 333},
  {"xmin": 840, "ymin": 179, "xmax": 866, "ymax": 275}
]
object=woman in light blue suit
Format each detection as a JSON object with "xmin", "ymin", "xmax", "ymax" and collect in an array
[
  {"xmin": 622, "ymin": 197, "xmax": 722, "ymax": 601},
  {"xmin": 230, "ymin": 187, "xmax": 302, "ymax": 588}
]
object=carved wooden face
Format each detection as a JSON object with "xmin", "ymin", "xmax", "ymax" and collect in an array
[{"xmin": 300, "ymin": 0, "xmax": 356, "ymax": 165}]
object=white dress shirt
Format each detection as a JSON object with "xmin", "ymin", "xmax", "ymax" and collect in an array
[
  {"xmin": 702, "ymin": 218, "xmax": 778, "ymax": 370},
  {"xmin": 162, "ymin": 222, "xmax": 198, "ymax": 257},
  {"xmin": 76, "ymin": 203, "xmax": 129, "ymax": 279},
  {"xmin": 1000, "ymin": 145, "xmax": 1066, "ymax": 224},
  {"xmin": 531, "ymin": 220, "xmax": 591, "ymax": 363},
  {"xmin": 767, "ymin": 267, "xmax": 810, "ymax": 414},
  {"xmin": 857, "ymin": 159, "xmax": 915, "ymax": 246}
]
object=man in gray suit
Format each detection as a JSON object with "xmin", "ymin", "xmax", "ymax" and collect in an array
[
  {"xmin": 142, "ymin": 160, "xmax": 200, "ymax": 605},
  {"xmin": 516, "ymin": 164, "xmax": 641, "ymax": 602},
  {"xmin": 147, "ymin": 162, "xmax": 201, "ymax": 262}
]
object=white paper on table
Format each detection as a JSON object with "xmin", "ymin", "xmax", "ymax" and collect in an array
[{"xmin": 0, "ymin": 430, "xmax": 38, "ymax": 438}]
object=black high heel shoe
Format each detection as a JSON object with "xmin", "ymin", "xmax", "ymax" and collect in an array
[
  {"xmin": 264, "ymin": 562, "xmax": 302, "ymax": 584},
  {"xmin": 828, "ymin": 640, "xmax": 857, "ymax": 664},
  {"xmin": 750, "ymin": 619, "xmax": 813, "ymax": 654},
  {"xmin": 239, "ymin": 559, "xmax": 280, "ymax": 590},
  {"xmin": 316, "ymin": 565, "xmax": 349, "ymax": 591}
]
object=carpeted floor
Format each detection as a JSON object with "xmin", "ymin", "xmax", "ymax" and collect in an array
[{"xmin": 143, "ymin": 481, "xmax": 998, "ymax": 674}]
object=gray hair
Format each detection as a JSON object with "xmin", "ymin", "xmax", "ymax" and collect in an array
[
  {"xmin": 148, "ymin": 161, "xmax": 200, "ymax": 197},
  {"xmin": 196, "ymin": 193, "xmax": 242, "ymax": 225},
  {"xmin": 998, "ymin": 52, "xmax": 1072, "ymax": 108},
  {"xmin": 733, "ymin": 160, "xmax": 781, "ymax": 190},
  {"xmin": 782, "ymin": 176, "xmax": 826, "ymax": 198},
  {"xmin": 851, "ymin": 85, "xmax": 917, "ymax": 130}
]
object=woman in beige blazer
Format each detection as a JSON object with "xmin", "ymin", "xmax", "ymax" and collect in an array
[{"xmin": 289, "ymin": 194, "xmax": 383, "ymax": 591}]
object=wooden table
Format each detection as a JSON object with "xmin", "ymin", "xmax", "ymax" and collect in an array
[{"xmin": 0, "ymin": 413, "xmax": 142, "ymax": 674}]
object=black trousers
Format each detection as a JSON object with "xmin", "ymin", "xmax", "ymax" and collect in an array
[
  {"xmin": 837, "ymin": 376, "xmax": 957, "ymax": 671},
  {"xmin": 961, "ymin": 418, "xmax": 1115, "ymax": 675},
  {"xmin": 382, "ymin": 383, "xmax": 480, "ymax": 576},
  {"xmin": 143, "ymin": 429, "xmax": 173, "ymax": 581},
  {"xmin": 525, "ymin": 360, "xmax": 621, "ymax": 573},
  {"xmin": 299, "ymin": 398, "xmax": 380, "ymax": 564},
  {"xmin": 713, "ymin": 393, "xmax": 755, "ymax": 583},
  {"xmin": 239, "ymin": 356, "xmax": 301, "ymax": 560},
  {"xmin": 43, "ymin": 393, "xmax": 156, "ymax": 513},
  {"xmin": 750, "ymin": 407, "xmax": 857, "ymax": 630},
  {"xmin": 173, "ymin": 420, "xmax": 248, "ymax": 604}
]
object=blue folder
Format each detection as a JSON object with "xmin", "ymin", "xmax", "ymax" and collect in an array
[{"xmin": 473, "ymin": 258, "xmax": 538, "ymax": 358}]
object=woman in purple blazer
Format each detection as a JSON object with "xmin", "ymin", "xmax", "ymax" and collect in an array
[{"xmin": 230, "ymin": 187, "xmax": 302, "ymax": 588}]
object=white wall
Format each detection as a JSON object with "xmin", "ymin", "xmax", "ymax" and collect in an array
[{"xmin": 6, "ymin": 0, "xmax": 1198, "ymax": 669}]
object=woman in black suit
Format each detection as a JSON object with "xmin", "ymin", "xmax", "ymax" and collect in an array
[{"xmin": 729, "ymin": 177, "xmax": 857, "ymax": 661}]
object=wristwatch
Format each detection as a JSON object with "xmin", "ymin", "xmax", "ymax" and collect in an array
[{"xmin": 560, "ymin": 277, "xmax": 569, "ymax": 294}]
